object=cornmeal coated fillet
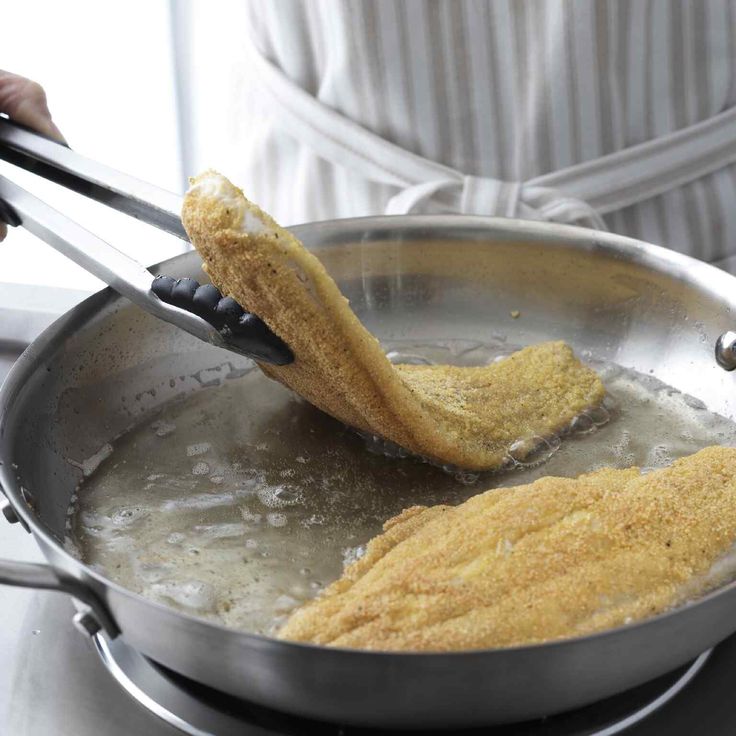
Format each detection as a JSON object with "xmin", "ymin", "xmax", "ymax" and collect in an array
[
  {"xmin": 278, "ymin": 446, "xmax": 736, "ymax": 651},
  {"xmin": 182, "ymin": 170, "xmax": 604, "ymax": 471}
]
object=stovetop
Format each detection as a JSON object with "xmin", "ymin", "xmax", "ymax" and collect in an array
[{"xmin": 3, "ymin": 322, "xmax": 736, "ymax": 735}]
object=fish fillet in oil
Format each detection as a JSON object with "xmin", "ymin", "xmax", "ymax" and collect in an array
[
  {"xmin": 278, "ymin": 446, "xmax": 736, "ymax": 651},
  {"xmin": 181, "ymin": 171, "xmax": 604, "ymax": 471}
]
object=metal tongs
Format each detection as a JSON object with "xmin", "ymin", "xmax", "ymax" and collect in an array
[{"xmin": 0, "ymin": 116, "xmax": 293, "ymax": 365}]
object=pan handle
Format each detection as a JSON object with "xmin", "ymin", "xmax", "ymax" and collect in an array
[{"xmin": 0, "ymin": 500, "xmax": 120, "ymax": 638}]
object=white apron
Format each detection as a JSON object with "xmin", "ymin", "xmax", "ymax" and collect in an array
[
  {"xmin": 245, "ymin": 37, "xmax": 736, "ymax": 232},
  {"xmin": 184, "ymin": 1, "xmax": 736, "ymax": 267}
]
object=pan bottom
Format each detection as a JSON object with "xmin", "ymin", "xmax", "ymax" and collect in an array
[{"xmin": 93, "ymin": 633, "xmax": 710, "ymax": 735}]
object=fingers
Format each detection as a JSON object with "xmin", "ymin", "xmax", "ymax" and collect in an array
[
  {"xmin": 0, "ymin": 71, "xmax": 64, "ymax": 241},
  {"xmin": 0, "ymin": 70, "xmax": 65, "ymax": 143}
]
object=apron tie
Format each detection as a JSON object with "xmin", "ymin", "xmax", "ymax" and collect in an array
[{"xmin": 387, "ymin": 176, "xmax": 607, "ymax": 229}]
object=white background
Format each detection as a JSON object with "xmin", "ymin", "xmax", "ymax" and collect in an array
[{"xmin": 0, "ymin": 0, "xmax": 186, "ymax": 293}]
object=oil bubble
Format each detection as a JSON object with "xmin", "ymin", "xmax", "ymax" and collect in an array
[
  {"xmin": 257, "ymin": 485, "xmax": 302, "ymax": 509},
  {"xmin": 152, "ymin": 421, "xmax": 176, "ymax": 438},
  {"xmin": 186, "ymin": 442, "xmax": 211, "ymax": 457},
  {"xmin": 507, "ymin": 435, "xmax": 561, "ymax": 467},
  {"xmin": 191, "ymin": 462, "xmax": 210, "ymax": 476}
]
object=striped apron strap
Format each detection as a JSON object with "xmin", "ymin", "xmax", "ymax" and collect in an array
[{"xmin": 245, "ymin": 40, "xmax": 736, "ymax": 229}]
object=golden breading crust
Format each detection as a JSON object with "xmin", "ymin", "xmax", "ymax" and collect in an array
[
  {"xmin": 277, "ymin": 446, "xmax": 736, "ymax": 651},
  {"xmin": 181, "ymin": 171, "xmax": 604, "ymax": 471}
]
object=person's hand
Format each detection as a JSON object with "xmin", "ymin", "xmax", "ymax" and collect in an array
[{"xmin": 0, "ymin": 70, "xmax": 65, "ymax": 241}]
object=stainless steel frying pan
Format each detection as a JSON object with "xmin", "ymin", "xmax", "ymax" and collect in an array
[{"xmin": 3, "ymin": 124, "xmax": 736, "ymax": 729}]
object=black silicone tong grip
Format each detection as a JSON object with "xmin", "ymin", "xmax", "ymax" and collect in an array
[{"xmin": 151, "ymin": 275, "xmax": 294, "ymax": 366}]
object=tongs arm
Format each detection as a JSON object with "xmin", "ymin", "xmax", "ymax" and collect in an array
[
  {"xmin": 0, "ymin": 115, "xmax": 186, "ymax": 240},
  {"xmin": 0, "ymin": 117, "xmax": 293, "ymax": 365},
  {"xmin": 0, "ymin": 173, "xmax": 230, "ymax": 349}
]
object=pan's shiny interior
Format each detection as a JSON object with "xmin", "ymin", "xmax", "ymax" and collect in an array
[
  {"xmin": 12, "ymin": 220, "xmax": 736, "ymax": 545},
  {"xmin": 6, "ymin": 217, "xmax": 736, "ymax": 726}
]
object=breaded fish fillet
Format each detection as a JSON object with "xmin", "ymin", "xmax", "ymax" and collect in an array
[
  {"xmin": 181, "ymin": 171, "xmax": 604, "ymax": 471},
  {"xmin": 278, "ymin": 446, "xmax": 736, "ymax": 651}
]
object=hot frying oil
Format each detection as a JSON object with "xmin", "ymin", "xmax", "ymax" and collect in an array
[{"xmin": 70, "ymin": 341, "xmax": 736, "ymax": 635}]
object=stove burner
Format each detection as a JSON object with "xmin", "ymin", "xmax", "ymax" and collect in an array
[{"xmin": 93, "ymin": 634, "xmax": 710, "ymax": 736}]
